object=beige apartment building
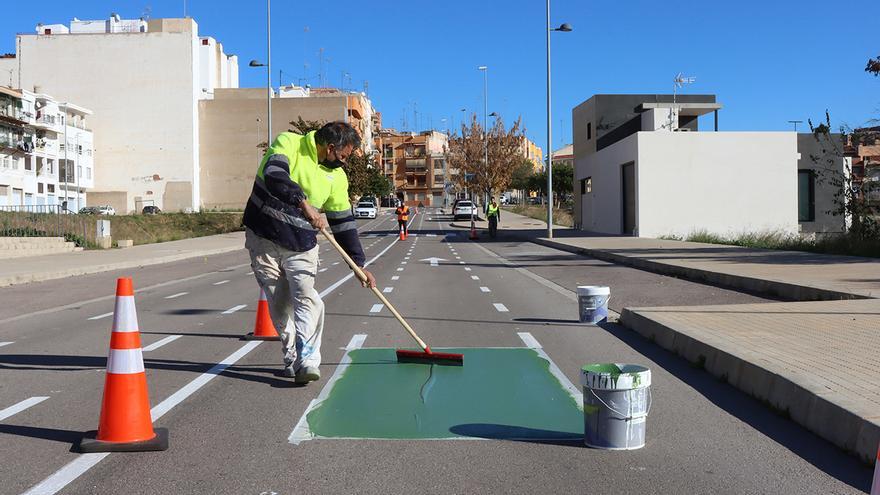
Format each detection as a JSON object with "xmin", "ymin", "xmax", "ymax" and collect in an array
[
  {"xmin": 0, "ymin": 15, "xmax": 239, "ymax": 213},
  {"xmin": 376, "ymin": 130, "xmax": 449, "ymax": 207},
  {"xmin": 199, "ymin": 86, "xmax": 379, "ymax": 210},
  {"xmin": 519, "ymin": 136, "xmax": 544, "ymax": 172}
]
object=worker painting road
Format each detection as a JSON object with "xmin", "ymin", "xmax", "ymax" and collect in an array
[{"xmin": 0, "ymin": 209, "xmax": 874, "ymax": 494}]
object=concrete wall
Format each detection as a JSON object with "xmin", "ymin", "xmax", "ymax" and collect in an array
[
  {"xmin": 199, "ymin": 90, "xmax": 347, "ymax": 210},
  {"xmin": 797, "ymin": 133, "xmax": 847, "ymax": 234},
  {"xmin": 16, "ymin": 22, "xmax": 201, "ymax": 213},
  {"xmin": 575, "ymin": 133, "xmax": 637, "ymax": 234},
  {"xmin": 637, "ymin": 132, "xmax": 798, "ymax": 238}
]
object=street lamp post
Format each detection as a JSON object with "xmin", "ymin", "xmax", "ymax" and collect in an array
[
  {"xmin": 249, "ymin": 0, "xmax": 272, "ymax": 148},
  {"xmin": 478, "ymin": 66, "xmax": 488, "ymax": 210},
  {"xmin": 545, "ymin": 1, "xmax": 572, "ymax": 239}
]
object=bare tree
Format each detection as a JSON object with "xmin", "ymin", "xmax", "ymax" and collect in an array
[{"xmin": 447, "ymin": 114, "xmax": 527, "ymax": 199}]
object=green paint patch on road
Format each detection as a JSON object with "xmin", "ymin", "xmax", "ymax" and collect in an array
[{"xmin": 306, "ymin": 347, "xmax": 583, "ymax": 441}]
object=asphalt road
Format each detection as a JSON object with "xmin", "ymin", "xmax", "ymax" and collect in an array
[{"xmin": 0, "ymin": 208, "xmax": 873, "ymax": 494}]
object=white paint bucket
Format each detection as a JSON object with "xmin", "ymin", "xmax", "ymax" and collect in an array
[
  {"xmin": 577, "ymin": 286, "xmax": 610, "ymax": 324},
  {"xmin": 580, "ymin": 363, "xmax": 652, "ymax": 450}
]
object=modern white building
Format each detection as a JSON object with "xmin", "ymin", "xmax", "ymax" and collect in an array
[
  {"xmin": 0, "ymin": 14, "xmax": 239, "ymax": 213},
  {"xmin": 572, "ymin": 94, "xmax": 799, "ymax": 238},
  {"xmin": 0, "ymin": 86, "xmax": 93, "ymax": 210}
]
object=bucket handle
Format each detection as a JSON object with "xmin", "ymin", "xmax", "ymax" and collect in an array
[{"xmin": 588, "ymin": 387, "xmax": 652, "ymax": 419}]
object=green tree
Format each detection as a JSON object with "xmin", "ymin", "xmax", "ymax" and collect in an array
[
  {"xmin": 551, "ymin": 162, "xmax": 574, "ymax": 207},
  {"xmin": 509, "ymin": 159, "xmax": 535, "ymax": 201}
]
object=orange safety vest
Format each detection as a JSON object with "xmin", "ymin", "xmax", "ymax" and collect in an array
[{"xmin": 396, "ymin": 205, "xmax": 409, "ymax": 221}]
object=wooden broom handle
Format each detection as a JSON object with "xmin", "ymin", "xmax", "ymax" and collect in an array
[{"xmin": 320, "ymin": 228, "xmax": 430, "ymax": 352}]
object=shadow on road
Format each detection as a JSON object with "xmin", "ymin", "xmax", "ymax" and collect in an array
[{"xmin": 449, "ymin": 423, "xmax": 582, "ymax": 447}]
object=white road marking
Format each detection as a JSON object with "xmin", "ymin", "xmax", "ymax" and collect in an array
[
  {"xmin": 459, "ymin": 261, "xmax": 465, "ymax": 264},
  {"xmin": 517, "ymin": 332, "xmax": 582, "ymax": 403},
  {"xmin": 404, "ymin": 256, "xmax": 410, "ymax": 260},
  {"xmin": 455, "ymin": 256, "xmax": 461, "ymax": 260},
  {"xmin": 493, "ymin": 303, "xmax": 509, "ymax": 313},
  {"xmin": 222, "ymin": 304, "xmax": 247, "ymax": 315},
  {"xmin": 289, "ymin": 334, "xmax": 366, "ymax": 444},
  {"xmin": 0, "ymin": 341, "xmax": 13, "ymax": 348},
  {"xmin": 332, "ymin": 262, "xmax": 339, "ymax": 265},
  {"xmin": 480, "ymin": 287, "xmax": 491, "ymax": 292},
  {"xmin": 396, "ymin": 267, "xmax": 404, "ymax": 272},
  {"xmin": 87, "ymin": 312, "xmax": 113, "ymax": 321},
  {"xmin": 471, "ymin": 275, "xmax": 480, "ymax": 280},
  {"xmin": 142, "ymin": 335, "xmax": 182, "ymax": 352},
  {"xmin": 392, "ymin": 276, "xmax": 400, "ymax": 281},
  {"xmin": 319, "ymin": 268, "xmax": 328, "ymax": 273},
  {"xmin": 383, "ymin": 287, "xmax": 394, "ymax": 293},
  {"xmin": 247, "ymin": 271, "xmax": 254, "ymax": 275},
  {"xmin": 369, "ymin": 304, "xmax": 384, "ymax": 313},
  {"xmin": 165, "ymin": 292, "xmax": 188, "ymax": 299},
  {"xmin": 22, "ymin": 237, "xmax": 404, "ymax": 494},
  {"xmin": 400, "ymin": 261, "xmax": 407, "ymax": 265},
  {"xmin": 0, "ymin": 396, "xmax": 49, "ymax": 421},
  {"xmin": 464, "ymin": 267, "xmax": 472, "ymax": 271},
  {"xmin": 213, "ymin": 280, "xmax": 230, "ymax": 286}
]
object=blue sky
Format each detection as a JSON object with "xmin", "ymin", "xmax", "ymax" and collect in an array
[{"xmin": 1, "ymin": 0, "xmax": 877, "ymax": 151}]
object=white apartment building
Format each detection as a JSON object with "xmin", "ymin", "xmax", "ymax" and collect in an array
[
  {"xmin": 573, "ymin": 94, "xmax": 799, "ymax": 238},
  {"xmin": 0, "ymin": 87, "xmax": 94, "ymax": 210},
  {"xmin": 0, "ymin": 14, "xmax": 239, "ymax": 213}
]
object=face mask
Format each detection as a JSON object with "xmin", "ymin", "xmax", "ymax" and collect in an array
[{"xmin": 320, "ymin": 158, "xmax": 345, "ymax": 169}]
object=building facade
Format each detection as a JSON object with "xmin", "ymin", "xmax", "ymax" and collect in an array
[
  {"xmin": 551, "ymin": 144, "xmax": 573, "ymax": 168},
  {"xmin": 376, "ymin": 130, "xmax": 449, "ymax": 207},
  {"xmin": 198, "ymin": 86, "xmax": 379, "ymax": 210},
  {"xmin": 572, "ymin": 94, "xmax": 799, "ymax": 238},
  {"xmin": 0, "ymin": 86, "xmax": 93, "ymax": 210},
  {"xmin": 519, "ymin": 136, "xmax": 544, "ymax": 172},
  {"xmin": 0, "ymin": 15, "xmax": 239, "ymax": 213}
]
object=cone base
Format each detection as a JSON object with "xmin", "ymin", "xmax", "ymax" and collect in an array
[
  {"xmin": 78, "ymin": 427, "xmax": 168, "ymax": 453},
  {"xmin": 241, "ymin": 332, "xmax": 281, "ymax": 341}
]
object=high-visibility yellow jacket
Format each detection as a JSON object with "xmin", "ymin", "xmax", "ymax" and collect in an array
[
  {"xmin": 243, "ymin": 131, "xmax": 365, "ymax": 266},
  {"xmin": 396, "ymin": 205, "xmax": 410, "ymax": 221}
]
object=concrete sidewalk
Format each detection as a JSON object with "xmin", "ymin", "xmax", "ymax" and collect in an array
[
  {"xmin": 0, "ymin": 231, "xmax": 245, "ymax": 287},
  {"xmin": 452, "ymin": 210, "xmax": 880, "ymax": 464}
]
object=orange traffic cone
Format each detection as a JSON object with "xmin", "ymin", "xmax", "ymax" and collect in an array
[
  {"xmin": 871, "ymin": 442, "xmax": 879, "ymax": 495},
  {"xmin": 469, "ymin": 219, "xmax": 478, "ymax": 240},
  {"xmin": 242, "ymin": 289, "xmax": 280, "ymax": 341},
  {"xmin": 78, "ymin": 278, "xmax": 168, "ymax": 452},
  {"xmin": 399, "ymin": 223, "xmax": 407, "ymax": 241}
]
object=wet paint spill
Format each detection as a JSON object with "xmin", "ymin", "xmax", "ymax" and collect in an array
[{"xmin": 306, "ymin": 348, "xmax": 583, "ymax": 440}]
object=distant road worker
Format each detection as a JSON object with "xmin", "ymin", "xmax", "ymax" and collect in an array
[{"xmin": 395, "ymin": 194, "xmax": 410, "ymax": 237}]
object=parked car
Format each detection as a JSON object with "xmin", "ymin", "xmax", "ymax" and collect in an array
[
  {"xmin": 142, "ymin": 206, "xmax": 162, "ymax": 215},
  {"xmin": 96, "ymin": 205, "xmax": 116, "ymax": 215},
  {"xmin": 353, "ymin": 201, "xmax": 377, "ymax": 219},
  {"xmin": 78, "ymin": 206, "xmax": 99, "ymax": 215},
  {"xmin": 453, "ymin": 200, "xmax": 476, "ymax": 220}
]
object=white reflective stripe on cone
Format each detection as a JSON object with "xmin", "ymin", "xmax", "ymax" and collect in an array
[
  {"xmin": 259, "ymin": 289, "xmax": 267, "ymax": 302},
  {"xmin": 106, "ymin": 348, "xmax": 145, "ymax": 374},
  {"xmin": 111, "ymin": 296, "xmax": 139, "ymax": 333}
]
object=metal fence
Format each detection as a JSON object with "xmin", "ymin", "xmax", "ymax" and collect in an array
[{"xmin": 0, "ymin": 205, "xmax": 96, "ymax": 247}]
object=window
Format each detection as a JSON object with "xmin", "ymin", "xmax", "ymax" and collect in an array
[
  {"xmin": 86, "ymin": 167, "xmax": 92, "ymax": 179},
  {"xmin": 24, "ymin": 156, "xmax": 32, "ymax": 171},
  {"xmin": 798, "ymin": 170, "xmax": 815, "ymax": 222},
  {"xmin": 77, "ymin": 145, "xmax": 82, "ymax": 155},
  {"xmin": 580, "ymin": 177, "xmax": 592, "ymax": 194},
  {"xmin": 47, "ymin": 184, "xmax": 54, "ymax": 193},
  {"xmin": 77, "ymin": 165, "xmax": 82, "ymax": 178},
  {"xmin": 38, "ymin": 183, "xmax": 44, "ymax": 193},
  {"xmin": 587, "ymin": 122, "xmax": 592, "ymax": 141}
]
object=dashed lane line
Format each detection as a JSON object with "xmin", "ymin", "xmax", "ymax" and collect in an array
[
  {"xmin": 392, "ymin": 276, "xmax": 400, "ymax": 281},
  {"xmin": 493, "ymin": 303, "xmax": 509, "ymax": 313},
  {"xmin": 222, "ymin": 304, "xmax": 247, "ymax": 315},
  {"xmin": 396, "ymin": 268, "xmax": 404, "ymax": 272},
  {"xmin": 212, "ymin": 280, "xmax": 230, "ymax": 286},
  {"xmin": 164, "ymin": 292, "xmax": 188, "ymax": 299},
  {"xmin": 480, "ymin": 287, "xmax": 491, "ymax": 292},
  {"xmin": 22, "ymin": 223, "xmax": 407, "ymax": 495},
  {"xmin": 471, "ymin": 275, "xmax": 480, "ymax": 280},
  {"xmin": 464, "ymin": 267, "xmax": 472, "ymax": 271},
  {"xmin": 87, "ymin": 312, "xmax": 113, "ymax": 321},
  {"xmin": 383, "ymin": 287, "xmax": 394, "ymax": 293},
  {"xmin": 0, "ymin": 396, "xmax": 49, "ymax": 421},
  {"xmin": 369, "ymin": 304, "xmax": 384, "ymax": 313},
  {"xmin": 0, "ymin": 341, "xmax": 14, "ymax": 348},
  {"xmin": 142, "ymin": 335, "xmax": 182, "ymax": 352}
]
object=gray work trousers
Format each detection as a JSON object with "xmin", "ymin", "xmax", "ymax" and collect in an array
[{"xmin": 245, "ymin": 228, "xmax": 324, "ymax": 369}]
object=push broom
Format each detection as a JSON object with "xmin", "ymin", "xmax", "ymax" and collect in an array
[{"xmin": 320, "ymin": 227, "xmax": 464, "ymax": 366}]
